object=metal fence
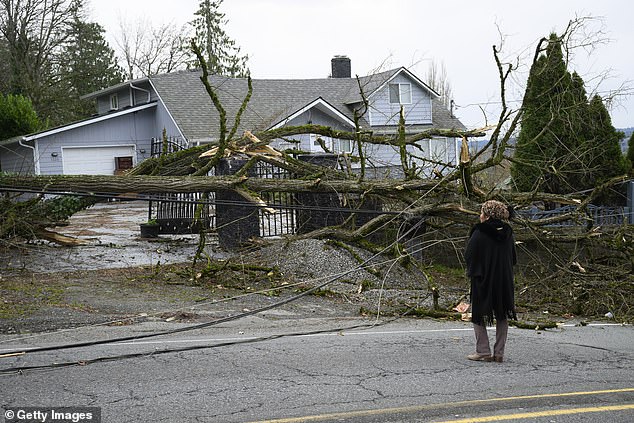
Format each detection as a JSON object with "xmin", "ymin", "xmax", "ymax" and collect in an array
[
  {"xmin": 148, "ymin": 137, "xmax": 216, "ymax": 234},
  {"xmin": 519, "ymin": 204, "xmax": 632, "ymax": 226},
  {"xmin": 142, "ymin": 152, "xmax": 415, "ymax": 245},
  {"xmin": 149, "ymin": 192, "xmax": 215, "ymax": 234},
  {"xmin": 254, "ymin": 160, "xmax": 296, "ymax": 237},
  {"xmin": 150, "ymin": 136, "xmax": 187, "ymax": 157}
]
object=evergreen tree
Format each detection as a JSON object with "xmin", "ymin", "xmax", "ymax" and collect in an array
[
  {"xmin": 0, "ymin": 94, "xmax": 41, "ymax": 140},
  {"xmin": 189, "ymin": 0, "xmax": 249, "ymax": 77},
  {"xmin": 583, "ymin": 95, "xmax": 628, "ymax": 185},
  {"xmin": 512, "ymin": 33, "xmax": 580, "ymax": 194},
  {"xmin": 512, "ymin": 33, "xmax": 628, "ymax": 196},
  {"xmin": 60, "ymin": 3, "xmax": 124, "ymax": 120},
  {"xmin": 626, "ymin": 132, "xmax": 634, "ymax": 174}
]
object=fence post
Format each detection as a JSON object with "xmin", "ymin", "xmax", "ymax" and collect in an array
[
  {"xmin": 215, "ymin": 157, "xmax": 260, "ymax": 249},
  {"xmin": 296, "ymin": 154, "xmax": 343, "ymax": 233},
  {"xmin": 625, "ymin": 180, "xmax": 634, "ymax": 225}
]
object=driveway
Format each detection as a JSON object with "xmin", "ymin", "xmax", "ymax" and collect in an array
[{"xmin": 0, "ymin": 200, "xmax": 220, "ymax": 274}]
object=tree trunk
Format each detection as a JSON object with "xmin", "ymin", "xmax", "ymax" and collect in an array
[{"xmin": 0, "ymin": 174, "xmax": 444, "ymax": 197}]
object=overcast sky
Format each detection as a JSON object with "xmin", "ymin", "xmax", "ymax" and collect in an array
[{"xmin": 88, "ymin": 0, "xmax": 633, "ymax": 129}]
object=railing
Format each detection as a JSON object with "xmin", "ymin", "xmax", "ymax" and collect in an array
[{"xmin": 150, "ymin": 136, "xmax": 187, "ymax": 157}]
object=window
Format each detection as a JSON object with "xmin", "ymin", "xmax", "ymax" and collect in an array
[
  {"xmin": 310, "ymin": 134, "xmax": 352, "ymax": 154},
  {"xmin": 388, "ymin": 83, "xmax": 412, "ymax": 104},
  {"xmin": 110, "ymin": 94, "xmax": 119, "ymax": 110},
  {"xmin": 336, "ymin": 139, "xmax": 352, "ymax": 154}
]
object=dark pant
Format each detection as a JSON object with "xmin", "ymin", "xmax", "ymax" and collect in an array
[{"xmin": 473, "ymin": 319, "xmax": 508, "ymax": 357}]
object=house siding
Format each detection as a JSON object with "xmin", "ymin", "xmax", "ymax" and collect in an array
[
  {"xmin": 0, "ymin": 142, "xmax": 35, "ymax": 174},
  {"xmin": 271, "ymin": 107, "xmax": 352, "ymax": 153},
  {"xmin": 36, "ymin": 107, "xmax": 156, "ymax": 175},
  {"xmin": 368, "ymin": 74, "xmax": 433, "ymax": 126},
  {"xmin": 355, "ymin": 136, "xmax": 459, "ymax": 177},
  {"xmin": 96, "ymin": 81, "xmax": 158, "ymax": 115}
]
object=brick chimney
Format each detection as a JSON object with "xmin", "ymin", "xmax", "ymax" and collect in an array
[{"xmin": 331, "ymin": 56, "xmax": 351, "ymax": 78}]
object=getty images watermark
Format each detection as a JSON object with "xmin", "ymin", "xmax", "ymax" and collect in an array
[{"xmin": 3, "ymin": 407, "xmax": 101, "ymax": 423}]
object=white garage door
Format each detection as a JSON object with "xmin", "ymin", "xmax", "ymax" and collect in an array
[{"xmin": 62, "ymin": 146, "xmax": 136, "ymax": 175}]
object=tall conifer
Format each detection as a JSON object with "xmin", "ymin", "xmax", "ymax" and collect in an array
[{"xmin": 512, "ymin": 33, "xmax": 628, "ymax": 196}]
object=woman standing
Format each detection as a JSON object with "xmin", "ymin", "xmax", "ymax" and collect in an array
[{"xmin": 465, "ymin": 200, "xmax": 517, "ymax": 363}]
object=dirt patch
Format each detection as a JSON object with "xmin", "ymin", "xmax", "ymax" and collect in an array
[{"xmin": 0, "ymin": 237, "xmax": 465, "ymax": 334}]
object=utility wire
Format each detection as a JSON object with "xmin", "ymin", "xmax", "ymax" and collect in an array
[
  {"xmin": 0, "ymin": 219, "xmax": 460, "ymax": 350},
  {"xmin": 0, "ymin": 178, "xmax": 447, "ymax": 372},
  {"xmin": 0, "ymin": 244, "xmax": 432, "ymax": 346},
  {"xmin": 0, "ymin": 314, "xmax": 420, "ymax": 375},
  {"xmin": 0, "ymin": 224, "xmax": 441, "ymax": 373},
  {"xmin": 0, "ymin": 215, "xmax": 429, "ymax": 362}
]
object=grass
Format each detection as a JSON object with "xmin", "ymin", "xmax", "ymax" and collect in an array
[{"xmin": 0, "ymin": 278, "xmax": 65, "ymax": 319}]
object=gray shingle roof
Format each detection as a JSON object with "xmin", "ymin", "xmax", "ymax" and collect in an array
[{"xmin": 150, "ymin": 67, "xmax": 465, "ymax": 142}]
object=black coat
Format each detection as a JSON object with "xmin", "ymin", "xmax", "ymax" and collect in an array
[{"xmin": 465, "ymin": 219, "xmax": 517, "ymax": 325}]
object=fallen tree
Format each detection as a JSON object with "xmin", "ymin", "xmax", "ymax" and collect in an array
[{"xmin": 1, "ymin": 21, "xmax": 633, "ymax": 320}]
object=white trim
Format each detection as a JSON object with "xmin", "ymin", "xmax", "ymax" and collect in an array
[
  {"xmin": 190, "ymin": 137, "xmax": 216, "ymax": 145},
  {"xmin": 109, "ymin": 93, "xmax": 119, "ymax": 111},
  {"xmin": 389, "ymin": 82, "xmax": 413, "ymax": 105},
  {"xmin": 370, "ymin": 68, "xmax": 440, "ymax": 100},
  {"xmin": 81, "ymin": 77, "xmax": 149, "ymax": 100},
  {"xmin": 61, "ymin": 143, "xmax": 137, "ymax": 150},
  {"xmin": 24, "ymin": 102, "xmax": 157, "ymax": 141},
  {"xmin": 148, "ymin": 79, "xmax": 188, "ymax": 144},
  {"xmin": 268, "ymin": 97, "xmax": 356, "ymax": 130}
]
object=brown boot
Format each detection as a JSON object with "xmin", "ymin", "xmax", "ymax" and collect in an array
[{"xmin": 467, "ymin": 353, "xmax": 493, "ymax": 362}]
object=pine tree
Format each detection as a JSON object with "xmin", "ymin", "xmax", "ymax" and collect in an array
[{"xmin": 189, "ymin": 0, "xmax": 249, "ymax": 77}]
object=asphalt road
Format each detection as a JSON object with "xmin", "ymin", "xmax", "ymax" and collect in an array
[{"xmin": 0, "ymin": 317, "xmax": 632, "ymax": 422}]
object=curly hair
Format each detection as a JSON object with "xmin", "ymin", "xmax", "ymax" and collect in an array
[{"xmin": 481, "ymin": 200, "xmax": 511, "ymax": 220}]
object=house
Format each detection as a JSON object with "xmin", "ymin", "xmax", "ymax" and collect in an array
[{"xmin": 0, "ymin": 56, "xmax": 466, "ymax": 177}]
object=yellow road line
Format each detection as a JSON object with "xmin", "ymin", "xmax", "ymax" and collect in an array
[
  {"xmin": 250, "ymin": 387, "xmax": 634, "ymax": 423},
  {"xmin": 437, "ymin": 404, "xmax": 634, "ymax": 422}
]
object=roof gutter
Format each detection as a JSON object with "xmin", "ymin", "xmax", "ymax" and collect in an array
[{"xmin": 18, "ymin": 136, "xmax": 40, "ymax": 175}]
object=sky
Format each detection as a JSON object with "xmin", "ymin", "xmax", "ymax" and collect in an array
[{"xmin": 87, "ymin": 0, "xmax": 633, "ymax": 130}]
